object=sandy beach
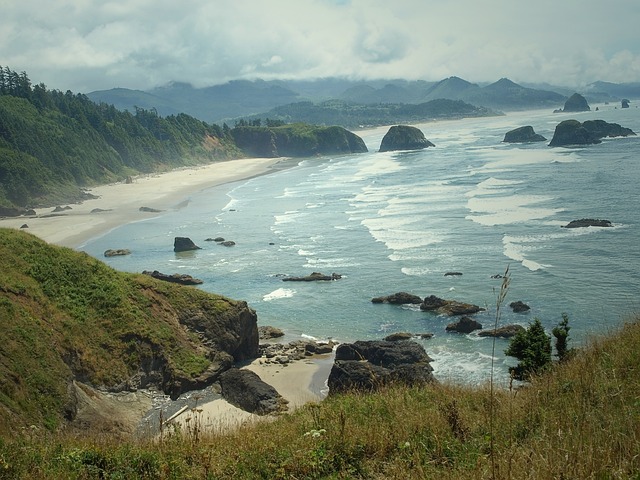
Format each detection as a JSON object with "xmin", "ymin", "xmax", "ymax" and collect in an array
[
  {"xmin": 0, "ymin": 157, "xmax": 284, "ymax": 248},
  {"xmin": 0, "ymin": 157, "xmax": 331, "ymax": 434}
]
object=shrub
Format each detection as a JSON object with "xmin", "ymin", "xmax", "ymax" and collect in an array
[{"xmin": 504, "ymin": 318, "xmax": 551, "ymax": 380}]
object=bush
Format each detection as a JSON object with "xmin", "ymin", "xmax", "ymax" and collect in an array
[{"xmin": 504, "ymin": 318, "xmax": 551, "ymax": 380}]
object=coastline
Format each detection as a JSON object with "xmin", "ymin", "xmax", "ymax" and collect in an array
[
  {"xmin": 0, "ymin": 157, "xmax": 287, "ymax": 248},
  {"xmin": 0, "ymin": 156, "xmax": 333, "ymax": 434}
]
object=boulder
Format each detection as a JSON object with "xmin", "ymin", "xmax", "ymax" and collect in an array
[
  {"xmin": 328, "ymin": 340, "xmax": 435, "ymax": 394},
  {"xmin": 371, "ymin": 292, "xmax": 423, "ymax": 304},
  {"xmin": 563, "ymin": 218, "xmax": 612, "ymax": 228},
  {"xmin": 478, "ymin": 324, "xmax": 526, "ymax": 338},
  {"xmin": 258, "ymin": 325, "xmax": 285, "ymax": 340},
  {"xmin": 142, "ymin": 270, "xmax": 203, "ymax": 285},
  {"xmin": 104, "ymin": 249, "xmax": 131, "ymax": 257},
  {"xmin": 282, "ymin": 272, "xmax": 342, "ymax": 282},
  {"xmin": 379, "ymin": 125, "xmax": 435, "ymax": 152},
  {"xmin": 581, "ymin": 120, "xmax": 635, "ymax": 139},
  {"xmin": 139, "ymin": 206, "xmax": 163, "ymax": 213},
  {"xmin": 444, "ymin": 271, "xmax": 463, "ymax": 276},
  {"xmin": 420, "ymin": 295, "xmax": 483, "ymax": 316},
  {"xmin": 510, "ymin": 301, "xmax": 530, "ymax": 313},
  {"xmin": 219, "ymin": 368, "xmax": 288, "ymax": 415},
  {"xmin": 445, "ymin": 316, "xmax": 483, "ymax": 333},
  {"xmin": 503, "ymin": 126, "xmax": 547, "ymax": 143},
  {"xmin": 219, "ymin": 241, "xmax": 236, "ymax": 247},
  {"xmin": 561, "ymin": 93, "xmax": 590, "ymax": 112},
  {"xmin": 0, "ymin": 206, "xmax": 30, "ymax": 217},
  {"xmin": 622, "ymin": 99, "xmax": 630, "ymax": 108},
  {"xmin": 384, "ymin": 332, "xmax": 413, "ymax": 342},
  {"xmin": 20, "ymin": 224, "xmax": 28, "ymax": 229},
  {"xmin": 174, "ymin": 236, "xmax": 201, "ymax": 252}
]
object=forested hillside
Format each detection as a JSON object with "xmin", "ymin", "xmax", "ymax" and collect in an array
[{"xmin": 0, "ymin": 66, "xmax": 241, "ymax": 211}]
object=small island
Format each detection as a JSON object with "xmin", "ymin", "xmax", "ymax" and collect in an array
[{"xmin": 379, "ymin": 125, "xmax": 435, "ymax": 152}]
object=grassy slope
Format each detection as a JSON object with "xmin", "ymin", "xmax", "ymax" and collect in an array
[
  {"xmin": 0, "ymin": 228, "xmax": 249, "ymax": 432},
  {"xmin": 0, "ymin": 298, "xmax": 638, "ymax": 477}
]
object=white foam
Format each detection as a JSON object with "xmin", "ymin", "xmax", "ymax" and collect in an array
[{"xmin": 263, "ymin": 288, "xmax": 296, "ymax": 301}]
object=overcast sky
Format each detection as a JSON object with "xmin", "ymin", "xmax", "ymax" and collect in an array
[{"xmin": 1, "ymin": 0, "xmax": 639, "ymax": 93}]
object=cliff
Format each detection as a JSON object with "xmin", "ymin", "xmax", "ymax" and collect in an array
[{"xmin": 0, "ymin": 228, "xmax": 258, "ymax": 432}]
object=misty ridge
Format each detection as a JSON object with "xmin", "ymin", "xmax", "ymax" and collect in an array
[{"xmin": 87, "ymin": 76, "xmax": 640, "ymax": 126}]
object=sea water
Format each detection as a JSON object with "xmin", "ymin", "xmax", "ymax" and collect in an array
[{"xmin": 80, "ymin": 105, "xmax": 640, "ymax": 387}]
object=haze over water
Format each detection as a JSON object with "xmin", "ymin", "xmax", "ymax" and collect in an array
[{"xmin": 82, "ymin": 105, "xmax": 640, "ymax": 387}]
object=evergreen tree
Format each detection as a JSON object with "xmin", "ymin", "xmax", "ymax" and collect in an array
[{"xmin": 505, "ymin": 318, "xmax": 552, "ymax": 380}]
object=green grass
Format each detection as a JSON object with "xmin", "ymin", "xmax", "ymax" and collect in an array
[{"xmin": 0, "ymin": 317, "xmax": 638, "ymax": 478}]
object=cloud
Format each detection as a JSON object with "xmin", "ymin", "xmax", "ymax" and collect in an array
[{"xmin": 1, "ymin": 0, "xmax": 639, "ymax": 92}]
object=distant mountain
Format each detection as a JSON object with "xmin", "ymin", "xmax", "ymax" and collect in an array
[
  {"xmin": 585, "ymin": 81, "xmax": 640, "ymax": 100},
  {"xmin": 421, "ymin": 76, "xmax": 478, "ymax": 101},
  {"xmin": 89, "ymin": 80, "xmax": 301, "ymax": 123},
  {"xmin": 458, "ymin": 78, "xmax": 566, "ymax": 110}
]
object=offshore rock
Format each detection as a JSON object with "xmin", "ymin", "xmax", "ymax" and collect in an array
[
  {"xmin": 478, "ymin": 324, "xmax": 526, "ymax": 338},
  {"xmin": 510, "ymin": 301, "xmax": 531, "ymax": 313},
  {"xmin": 371, "ymin": 292, "xmax": 423, "ymax": 304},
  {"xmin": 142, "ymin": 270, "xmax": 203, "ymax": 285},
  {"xmin": 328, "ymin": 340, "xmax": 435, "ymax": 394},
  {"xmin": 104, "ymin": 249, "xmax": 131, "ymax": 257},
  {"xmin": 563, "ymin": 218, "xmax": 612, "ymax": 228},
  {"xmin": 503, "ymin": 126, "xmax": 547, "ymax": 143},
  {"xmin": 174, "ymin": 236, "xmax": 201, "ymax": 252},
  {"xmin": 446, "ymin": 316, "xmax": 483, "ymax": 333},
  {"xmin": 549, "ymin": 119, "xmax": 635, "ymax": 147},
  {"xmin": 379, "ymin": 125, "xmax": 435, "ymax": 152},
  {"xmin": 561, "ymin": 93, "xmax": 590, "ymax": 112},
  {"xmin": 282, "ymin": 272, "xmax": 342, "ymax": 281},
  {"xmin": 420, "ymin": 295, "xmax": 483, "ymax": 316}
]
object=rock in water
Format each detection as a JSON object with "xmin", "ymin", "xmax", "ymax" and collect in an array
[
  {"xmin": 379, "ymin": 125, "xmax": 435, "ymax": 152},
  {"xmin": 561, "ymin": 93, "xmax": 590, "ymax": 112},
  {"xmin": 174, "ymin": 237, "xmax": 201, "ymax": 252},
  {"xmin": 503, "ymin": 126, "xmax": 547, "ymax": 143}
]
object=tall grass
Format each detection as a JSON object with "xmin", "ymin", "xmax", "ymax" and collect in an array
[{"xmin": 1, "ymin": 318, "xmax": 639, "ymax": 479}]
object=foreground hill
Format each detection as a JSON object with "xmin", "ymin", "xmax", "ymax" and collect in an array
[{"xmin": 0, "ymin": 228, "xmax": 259, "ymax": 433}]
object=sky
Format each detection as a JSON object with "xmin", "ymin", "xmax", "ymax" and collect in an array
[{"xmin": 1, "ymin": 0, "xmax": 639, "ymax": 93}]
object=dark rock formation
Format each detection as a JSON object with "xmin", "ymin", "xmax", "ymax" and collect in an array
[
  {"xmin": 282, "ymin": 272, "xmax": 342, "ymax": 282},
  {"xmin": 503, "ymin": 126, "xmax": 547, "ymax": 143},
  {"xmin": 371, "ymin": 292, "xmax": 423, "ymax": 304},
  {"xmin": 91, "ymin": 208, "xmax": 112, "ymax": 213},
  {"xmin": 478, "ymin": 324, "xmax": 526, "ymax": 338},
  {"xmin": 622, "ymin": 99, "xmax": 630, "ymax": 108},
  {"xmin": 328, "ymin": 340, "xmax": 436, "ymax": 394},
  {"xmin": 219, "ymin": 368, "xmax": 288, "ymax": 415},
  {"xmin": 142, "ymin": 270, "xmax": 203, "ymax": 285},
  {"xmin": 53, "ymin": 205, "xmax": 72, "ymax": 213},
  {"xmin": 510, "ymin": 301, "xmax": 530, "ymax": 313},
  {"xmin": 20, "ymin": 224, "xmax": 28, "ymax": 229},
  {"xmin": 104, "ymin": 249, "xmax": 131, "ymax": 257},
  {"xmin": 174, "ymin": 236, "xmax": 201, "ymax": 252},
  {"xmin": 549, "ymin": 119, "xmax": 635, "ymax": 146},
  {"xmin": 205, "ymin": 237, "xmax": 225, "ymax": 242},
  {"xmin": 139, "ymin": 206, "xmax": 163, "ymax": 213},
  {"xmin": 561, "ymin": 93, "xmax": 590, "ymax": 112},
  {"xmin": 379, "ymin": 125, "xmax": 435, "ymax": 152},
  {"xmin": 446, "ymin": 316, "xmax": 483, "ymax": 333},
  {"xmin": 0, "ymin": 206, "xmax": 31, "ymax": 217},
  {"xmin": 420, "ymin": 295, "xmax": 483, "ymax": 316},
  {"xmin": 258, "ymin": 325, "xmax": 285, "ymax": 340},
  {"xmin": 384, "ymin": 332, "xmax": 413, "ymax": 342},
  {"xmin": 444, "ymin": 271, "xmax": 463, "ymax": 276},
  {"xmin": 219, "ymin": 240, "xmax": 236, "ymax": 247},
  {"xmin": 563, "ymin": 218, "xmax": 612, "ymax": 228},
  {"xmin": 259, "ymin": 339, "xmax": 336, "ymax": 365}
]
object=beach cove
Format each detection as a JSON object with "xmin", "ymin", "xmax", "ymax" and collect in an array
[{"xmin": 0, "ymin": 155, "xmax": 332, "ymax": 435}]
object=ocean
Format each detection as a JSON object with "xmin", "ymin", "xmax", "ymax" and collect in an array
[{"xmin": 80, "ymin": 104, "xmax": 640, "ymax": 387}]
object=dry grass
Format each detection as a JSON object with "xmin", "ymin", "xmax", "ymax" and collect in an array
[{"xmin": 1, "ymin": 318, "xmax": 639, "ymax": 479}]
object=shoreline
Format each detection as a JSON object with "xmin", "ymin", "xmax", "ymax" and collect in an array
[
  {"xmin": 0, "ymin": 156, "xmax": 335, "ymax": 434},
  {"xmin": 0, "ymin": 157, "xmax": 289, "ymax": 248}
]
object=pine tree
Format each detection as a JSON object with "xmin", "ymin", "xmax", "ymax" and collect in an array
[{"xmin": 505, "ymin": 318, "xmax": 551, "ymax": 380}]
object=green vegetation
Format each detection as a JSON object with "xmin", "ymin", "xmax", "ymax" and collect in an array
[
  {"xmin": 0, "ymin": 228, "xmax": 249, "ymax": 431},
  {"xmin": 504, "ymin": 318, "xmax": 552, "ymax": 380},
  {"xmin": 0, "ymin": 66, "xmax": 241, "ymax": 210},
  {"xmin": 246, "ymin": 98, "xmax": 499, "ymax": 129},
  {"xmin": 231, "ymin": 122, "xmax": 368, "ymax": 157},
  {"xmin": 0, "ymin": 316, "xmax": 638, "ymax": 478}
]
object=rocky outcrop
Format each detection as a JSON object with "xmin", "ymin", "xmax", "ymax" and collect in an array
[
  {"xmin": 258, "ymin": 325, "xmax": 285, "ymax": 340},
  {"xmin": 561, "ymin": 93, "xmax": 590, "ymax": 112},
  {"xmin": 139, "ymin": 206, "xmax": 163, "ymax": 213},
  {"xmin": 477, "ymin": 324, "xmax": 525, "ymax": 338},
  {"xmin": 0, "ymin": 206, "xmax": 31, "ymax": 217},
  {"xmin": 104, "ymin": 249, "xmax": 131, "ymax": 257},
  {"xmin": 328, "ymin": 340, "xmax": 436, "ymax": 394},
  {"xmin": 563, "ymin": 218, "xmax": 612, "ymax": 228},
  {"xmin": 174, "ymin": 236, "xmax": 201, "ymax": 252},
  {"xmin": 549, "ymin": 119, "xmax": 635, "ymax": 147},
  {"xmin": 282, "ymin": 272, "xmax": 342, "ymax": 282},
  {"xmin": 259, "ymin": 339, "xmax": 336, "ymax": 365},
  {"xmin": 420, "ymin": 295, "xmax": 483, "ymax": 316},
  {"xmin": 503, "ymin": 126, "xmax": 547, "ymax": 143},
  {"xmin": 379, "ymin": 125, "xmax": 435, "ymax": 152},
  {"xmin": 142, "ymin": 270, "xmax": 203, "ymax": 285},
  {"xmin": 371, "ymin": 292, "xmax": 423, "ymax": 304},
  {"xmin": 219, "ymin": 368, "xmax": 288, "ymax": 415},
  {"xmin": 384, "ymin": 332, "xmax": 434, "ymax": 341},
  {"xmin": 446, "ymin": 316, "xmax": 482, "ymax": 333},
  {"xmin": 510, "ymin": 301, "xmax": 530, "ymax": 313}
]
